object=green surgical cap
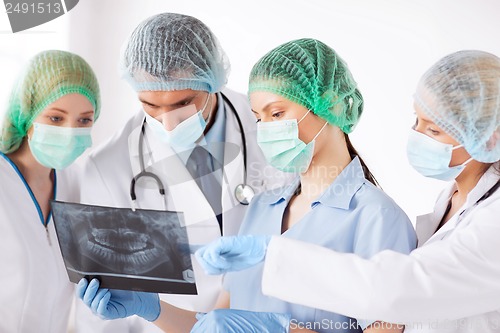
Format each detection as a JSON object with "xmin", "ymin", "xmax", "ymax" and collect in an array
[
  {"xmin": 415, "ymin": 50, "xmax": 500, "ymax": 163},
  {"xmin": 0, "ymin": 50, "xmax": 100, "ymax": 154},
  {"xmin": 248, "ymin": 38, "xmax": 363, "ymax": 133},
  {"xmin": 120, "ymin": 12, "xmax": 230, "ymax": 93}
]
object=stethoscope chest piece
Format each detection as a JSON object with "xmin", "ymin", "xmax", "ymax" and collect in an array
[{"xmin": 234, "ymin": 183, "xmax": 255, "ymax": 205}]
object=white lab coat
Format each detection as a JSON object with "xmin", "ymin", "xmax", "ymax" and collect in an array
[
  {"xmin": 0, "ymin": 155, "xmax": 79, "ymax": 333},
  {"xmin": 262, "ymin": 163, "xmax": 500, "ymax": 333},
  {"xmin": 75, "ymin": 88, "xmax": 289, "ymax": 333}
]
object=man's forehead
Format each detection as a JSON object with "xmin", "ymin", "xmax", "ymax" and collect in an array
[{"xmin": 138, "ymin": 89, "xmax": 203, "ymax": 104}]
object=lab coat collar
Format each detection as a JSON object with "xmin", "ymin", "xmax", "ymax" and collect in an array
[
  {"xmin": 219, "ymin": 94, "xmax": 246, "ymax": 211},
  {"xmin": 415, "ymin": 185, "xmax": 456, "ymax": 246},
  {"xmin": 204, "ymin": 92, "xmax": 226, "ymax": 153},
  {"xmin": 459, "ymin": 162, "xmax": 500, "ymax": 209},
  {"xmin": 417, "ymin": 162, "xmax": 500, "ymax": 245},
  {"xmin": 259, "ymin": 156, "xmax": 366, "ymax": 209}
]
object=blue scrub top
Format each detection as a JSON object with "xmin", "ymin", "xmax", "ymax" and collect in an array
[{"xmin": 225, "ymin": 156, "xmax": 417, "ymax": 333}]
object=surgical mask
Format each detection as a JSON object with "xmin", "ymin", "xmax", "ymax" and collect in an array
[
  {"xmin": 406, "ymin": 130, "xmax": 472, "ymax": 181},
  {"xmin": 257, "ymin": 111, "xmax": 328, "ymax": 173},
  {"xmin": 28, "ymin": 123, "xmax": 92, "ymax": 170},
  {"xmin": 145, "ymin": 94, "xmax": 211, "ymax": 151}
]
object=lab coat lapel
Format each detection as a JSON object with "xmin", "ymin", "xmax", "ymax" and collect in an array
[
  {"xmin": 221, "ymin": 133, "xmax": 244, "ymax": 211},
  {"xmin": 128, "ymin": 122, "xmax": 215, "ymax": 225},
  {"xmin": 168, "ymin": 174, "xmax": 216, "ymax": 227},
  {"xmin": 425, "ymin": 173, "xmax": 498, "ymax": 244},
  {"xmin": 416, "ymin": 184, "xmax": 456, "ymax": 246},
  {"xmin": 415, "ymin": 213, "xmax": 438, "ymax": 247},
  {"xmin": 220, "ymin": 99, "xmax": 246, "ymax": 235}
]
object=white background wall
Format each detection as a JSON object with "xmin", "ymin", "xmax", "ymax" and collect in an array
[{"xmin": 1, "ymin": 0, "xmax": 500, "ymax": 223}]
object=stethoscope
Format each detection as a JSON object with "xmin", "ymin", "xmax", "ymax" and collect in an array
[
  {"xmin": 455, "ymin": 178, "xmax": 500, "ymax": 223},
  {"xmin": 129, "ymin": 92, "xmax": 255, "ymax": 211},
  {"xmin": 433, "ymin": 178, "xmax": 500, "ymax": 241}
]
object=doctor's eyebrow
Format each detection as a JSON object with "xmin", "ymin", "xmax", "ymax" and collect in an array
[
  {"xmin": 46, "ymin": 107, "xmax": 69, "ymax": 113},
  {"xmin": 262, "ymin": 101, "xmax": 286, "ymax": 112},
  {"xmin": 138, "ymin": 95, "xmax": 198, "ymax": 108},
  {"xmin": 169, "ymin": 95, "xmax": 197, "ymax": 107},
  {"xmin": 138, "ymin": 98, "xmax": 156, "ymax": 107},
  {"xmin": 251, "ymin": 101, "xmax": 285, "ymax": 115}
]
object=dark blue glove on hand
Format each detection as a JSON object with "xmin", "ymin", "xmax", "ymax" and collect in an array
[
  {"xmin": 190, "ymin": 308, "xmax": 290, "ymax": 333},
  {"xmin": 76, "ymin": 278, "xmax": 160, "ymax": 322}
]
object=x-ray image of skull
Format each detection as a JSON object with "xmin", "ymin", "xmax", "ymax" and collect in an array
[{"xmin": 52, "ymin": 202, "xmax": 193, "ymax": 282}]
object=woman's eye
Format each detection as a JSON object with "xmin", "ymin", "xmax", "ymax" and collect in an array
[
  {"xmin": 255, "ymin": 118, "xmax": 261, "ymax": 123},
  {"xmin": 429, "ymin": 128, "xmax": 439, "ymax": 135},
  {"xmin": 272, "ymin": 111, "xmax": 284, "ymax": 119},
  {"xmin": 79, "ymin": 118, "xmax": 94, "ymax": 125},
  {"xmin": 49, "ymin": 116, "xmax": 62, "ymax": 122}
]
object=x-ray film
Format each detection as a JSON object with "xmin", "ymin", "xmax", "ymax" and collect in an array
[{"xmin": 51, "ymin": 200, "xmax": 197, "ymax": 294}]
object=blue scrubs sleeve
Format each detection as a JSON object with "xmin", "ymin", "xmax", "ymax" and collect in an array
[{"xmin": 353, "ymin": 205, "xmax": 417, "ymax": 329}]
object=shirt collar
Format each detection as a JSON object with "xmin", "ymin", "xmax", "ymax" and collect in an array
[
  {"xmin": 204, "ymin": 92, "xmax": 226, "ymax": 144},
  {"xmin": 259, "ymin": 156, "xmax": 367, "ymax": 209},
  {"xmin": 316, "ymin": 156, "xmax": 366, "ymax": 209},
  {"xmin": 259, "ymin": 175, "xmax": 301, "ymax": 205}
]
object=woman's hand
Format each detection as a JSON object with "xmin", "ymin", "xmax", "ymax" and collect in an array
[
  {"xmin": 195, "ymin": 235, "xmax": 271, "ymax": 274},
  {"xmin": 77, "ymin": 278, "xmax": 160, "ymax": 322}
]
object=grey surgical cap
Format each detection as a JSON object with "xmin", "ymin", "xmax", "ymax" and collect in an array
[
  {"xmin": 414, "ymin": 50, "xmax": 500, "ymax": 163},
  {"xmin": 120, "ymin": 13, "xmax": 230, "ymax": 93}
]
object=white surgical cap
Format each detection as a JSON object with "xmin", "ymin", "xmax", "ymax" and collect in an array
[
  {"xmin": 414, "ymin": 50, "xmax": 500, "ymax": 163},
  {"xmin": 120, "ymin": 13, "xmax": 230, "ymax": 93}
]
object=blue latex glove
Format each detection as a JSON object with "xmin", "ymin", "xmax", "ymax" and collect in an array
[
  {"xmin": 76, "ymin": 278, "xmax": 161, "ymax": 322},
  {"xmin": 191, "ymin": 309, "xmax": 290, "ymax": 333},
  {"xmin": 195, "ymin": 235, "xmax": 271, "ymax": 275}
]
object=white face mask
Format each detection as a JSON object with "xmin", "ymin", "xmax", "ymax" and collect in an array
[
  {"xmin": 406, "ymin": 130, "xmax": 472, "ymax": 181},
  {"xmin": 144, "ymin": 94, "xmax": 212, "ymax": 151}
]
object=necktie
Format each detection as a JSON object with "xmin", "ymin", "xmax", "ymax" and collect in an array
[{"xmin": 185, "ymin": 145, "xmax": 223, "ymax": 229}]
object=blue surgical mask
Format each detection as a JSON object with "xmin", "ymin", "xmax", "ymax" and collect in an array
[
  {"xmin": 145, "ymin": 94, "xmax": 211, "ymax": 151},
  {"xmin": 257, "ymin": 111, "xmax": 328, "ymax": 173},
  {"xmin": 28, "ymin": 123, "xmax": 92, "ymax": 170},
  {"xmin": 406, "ymin": 130, "xmax": 472, "ymax": 181}
]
